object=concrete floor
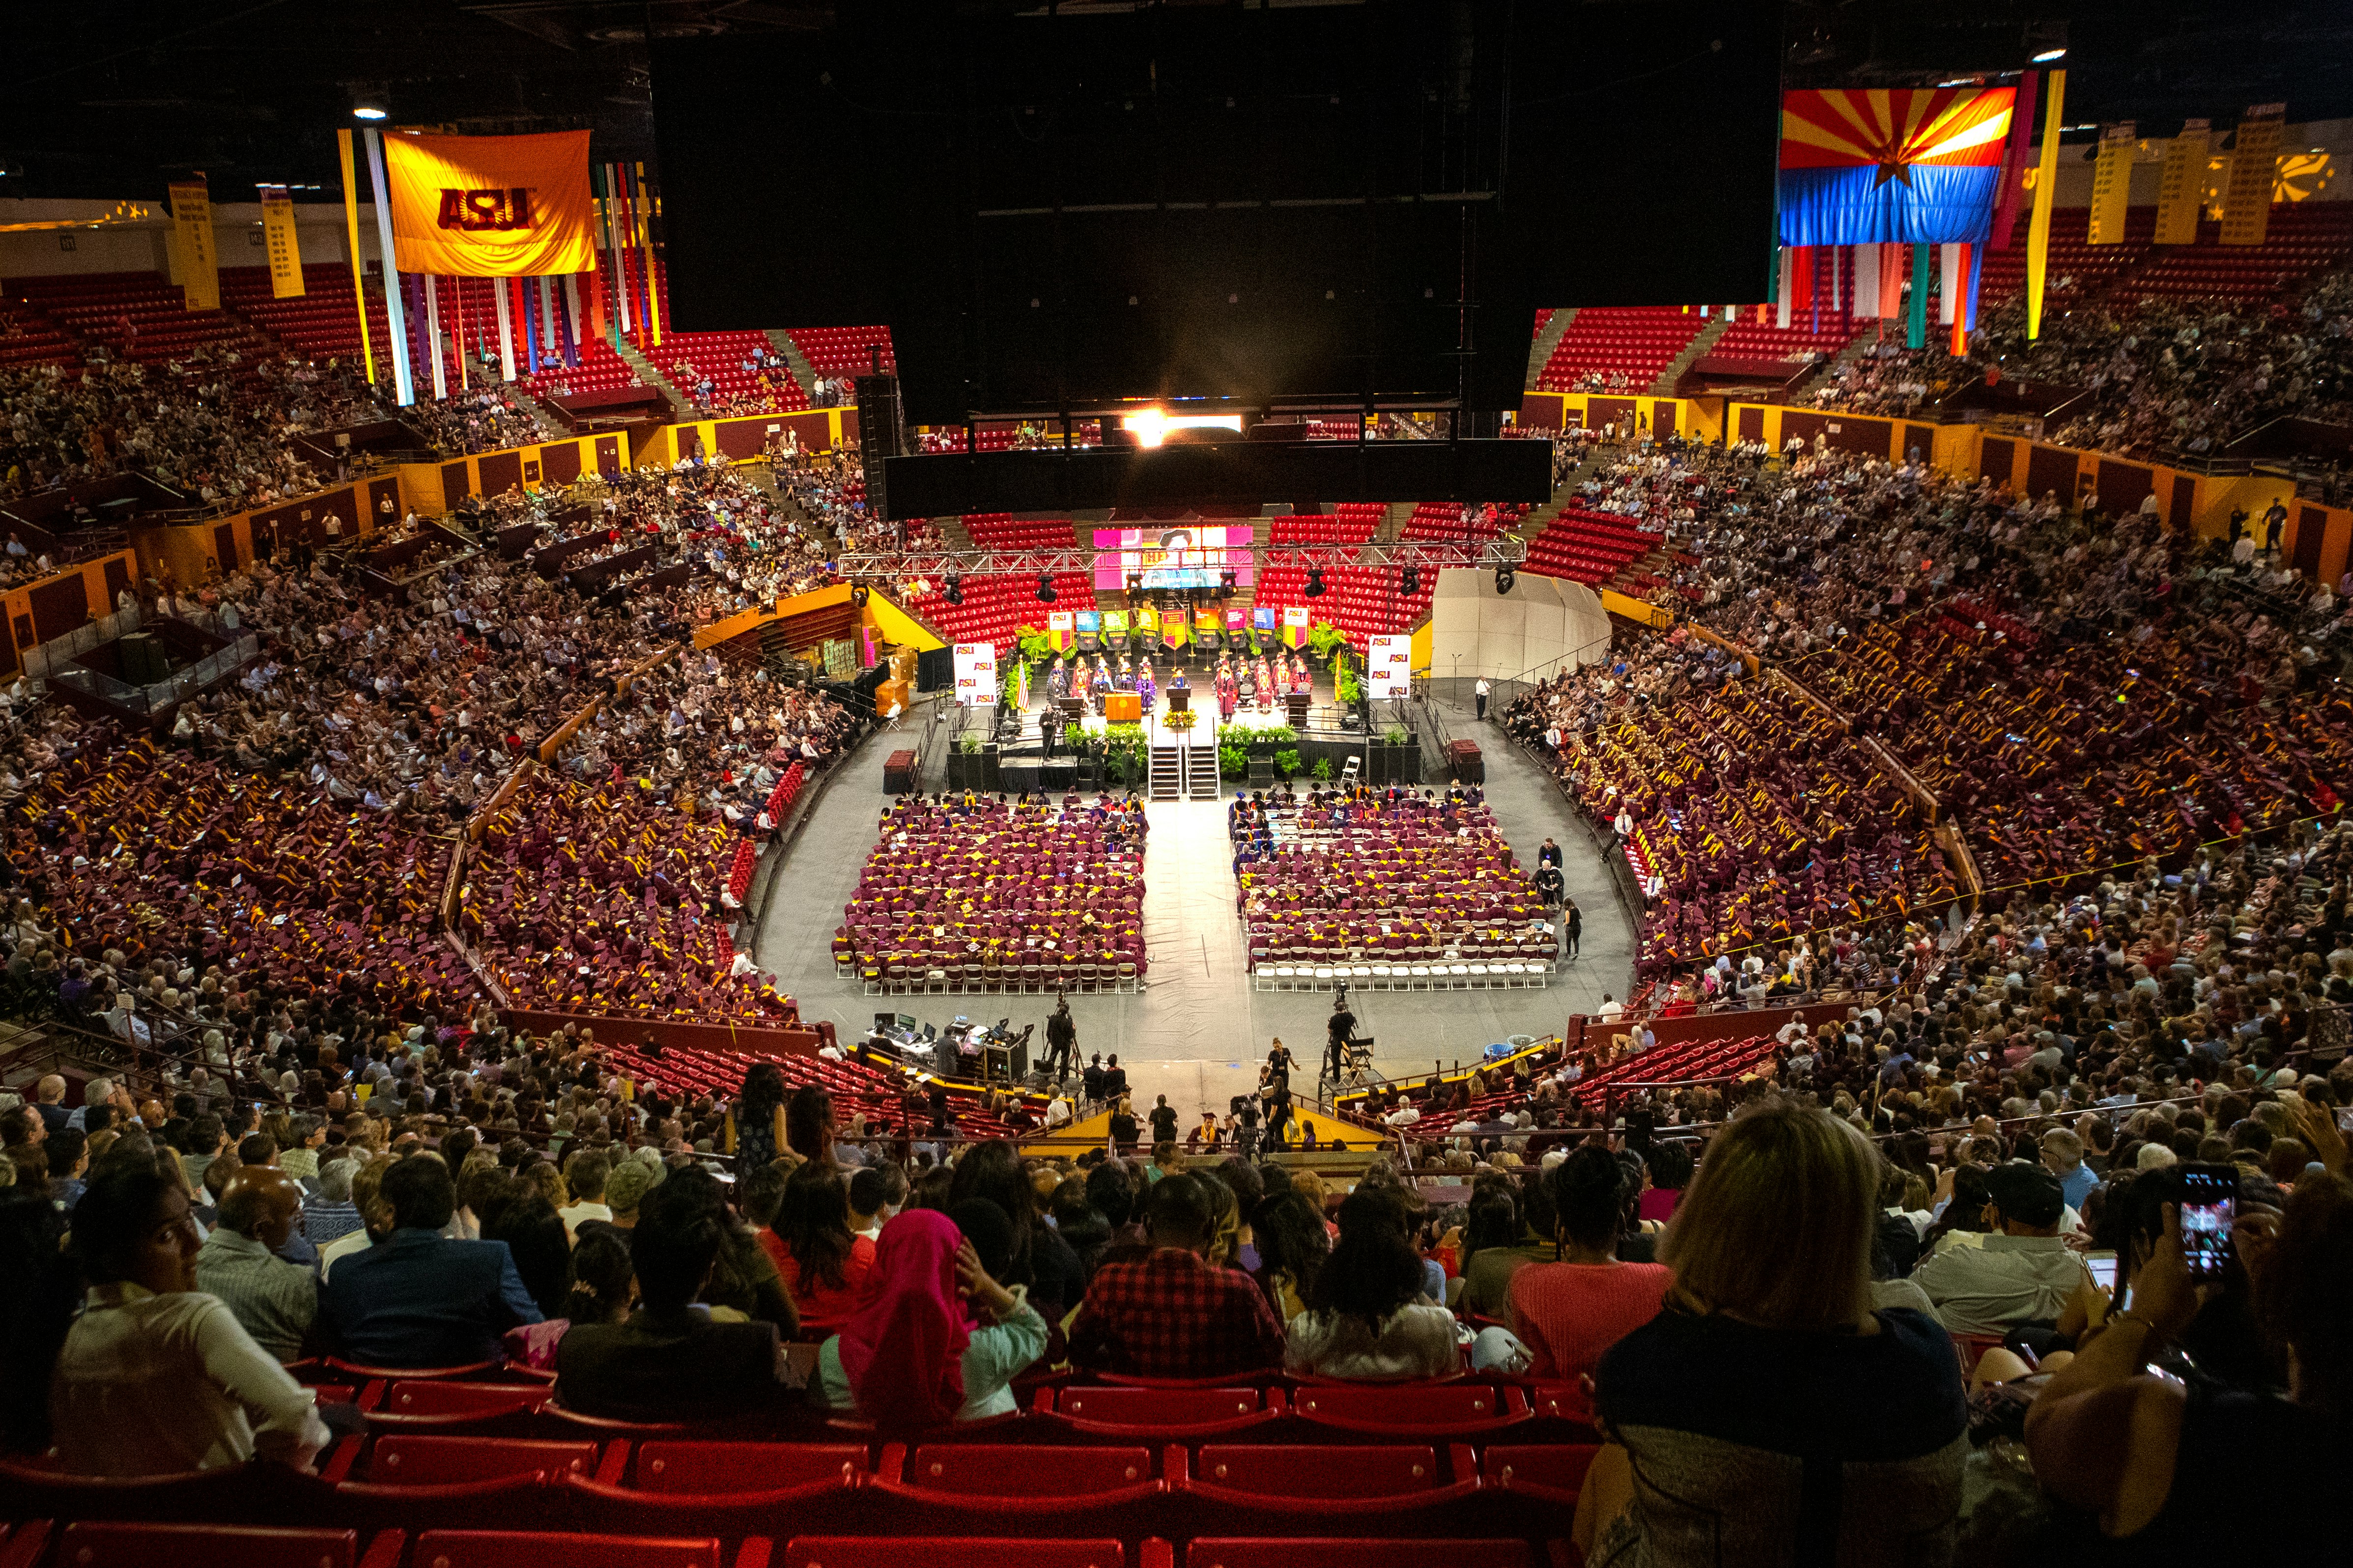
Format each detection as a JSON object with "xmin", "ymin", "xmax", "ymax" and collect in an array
[{"xmin": 753, "ymin": 694, "xmax": 1633, "ymax": 1121}]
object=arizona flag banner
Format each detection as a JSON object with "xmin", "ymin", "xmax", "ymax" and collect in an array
[
  {"xmin": 1780, "ymin": 88, "xmax": 2016, "ymax": 246},
  {"xmin": 167, "ymin": 179, "xmax": 220, "ymax": 311},
  {"xmin": 259, "ymin": 185, "xmax": 305, "ymax": 298},
  {"xmin": 382, "ymin": 130, "xmax": 596, "ymax": 276}
]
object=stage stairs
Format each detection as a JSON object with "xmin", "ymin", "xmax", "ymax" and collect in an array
[
  {"xmin": 1183, "ymin": 740, "xmax": 1219, "ymax": 800},
  {"xmin": 1148, "ymin": 745, "xmax": 1182, "ymax": 801}
]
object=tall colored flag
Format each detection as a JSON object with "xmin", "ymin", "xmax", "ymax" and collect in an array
[
  {"xmin": 1988, "ymin": 71, "xmax": 2041, "ymax": 251},
  {"xmin": 259, "ymin": 185, "xmax": 306, "ymax": 298},
  {"xmin": 167, "ymin": 178, "xmax": 220, "ymax": 311},
  {"xmin": 2154, "ymin": 120, "xmax": 2209, "ymax": 245},
  {"xmin": 2087, "ymin": 124, "xmax": 2137, "ymax": 245},
  {"xmin": 336, "ymin": 131, "xmax": 377, "ymax": 384},
  {"xmin": 2221, "ymin": 105, "xmax": 2285, "ymax": 246},
  {"xmin": 2024, "ymin": 74, "xmax": 2066, "ymax": 339},
  {"xmin": 381, "ymin": 130, "xmax": 597, "ymax": 276},
  {"xmin": 1779, "ymin": 88, "xmax": 2017, "ymax": 245}
]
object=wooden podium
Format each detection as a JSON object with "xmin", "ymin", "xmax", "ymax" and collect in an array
[
  {"xmin": 1105, "ymin": 691, "xmax": 1142, "ymax": 723},
  {"xmin": 1167, "ymin": 687, "xmax": 1191, "ymax": 714}
]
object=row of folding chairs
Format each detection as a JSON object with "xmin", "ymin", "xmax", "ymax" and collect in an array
[
  {"xmin": 0, "ymin": 1522, "xmax": 1543, "ymax": 1568},
  {"xmin": 1255, "ymin": 962, "xmax": 1547, "ymax": 992},
  {"xmin": 859, "ymin": 963, "xmax": 1140, "ymax": 995}
]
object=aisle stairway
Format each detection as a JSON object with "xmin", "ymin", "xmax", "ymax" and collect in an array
[
  {"xmin": 1651, "ymin": 314, "xmax": 1732, "ymax": 393},
  {"xmin": 1526, "ymin": 307, "xmax": 1574, "ymax": 388},
  {"xmin": 1183, "ymin": 740, "xmax": 1219, "ymax": 800},
  {"xmin": 764, "ymin": 329, "xmax": 820, "ymax": 403},
  {"xmin": 610, "ymin": 336, "xmax": 690, "ymax": 419},
  {"xmin": 1148, "ymin": 745, "xmax": 1181, "ymax": 801}
]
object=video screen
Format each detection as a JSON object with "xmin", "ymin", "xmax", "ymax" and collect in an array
[{"xmin": 1092, "ymin": 525, "xmax": 1255, "ymax": 591}]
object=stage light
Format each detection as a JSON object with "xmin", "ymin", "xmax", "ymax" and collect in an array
[
  {"xmin": 1219, "ymin": 570, "xmax": 1236, "ymax": 600},
  {"xmin": 1036, "ymin": 573, "xmax": 1057, "ymax": 604},
  {"xmin": 851, "ymin": 586, "xmax": 869, "ymax": 608},
  {"xmin": 2032, "ymin": 48, "xmax": 2066, "ymax": 63},
  {"xmin": 1400, "ymin": 564, "xmax": 1419, "ymax": 596},
  {"xmin": 350, "ymin": 88, "xmax": 389, "ymax": 120},
  {"xmin": 1304, "ymin": 568, "xmax": 1326, "ymax": 599},
  {"xmin": 944, "ymin": 575, "xmax": 963, "ymax": 606},
  {"xmin": 1127, "ymin": 572, "xmax": 1143, "ymax": 594},
  {"xmin": 1119, "ymin": 407, "xmax": 1244, "ymax": 448},
  {"xmin": 1495, "ymin": 564, "xmax": 1516, "ymax": 595}
]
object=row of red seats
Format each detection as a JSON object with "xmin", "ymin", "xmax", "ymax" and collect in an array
[
  {"xmin": 1268, "ymin": 511, "xmax": 1373, "ymax": 545},
  {"xmin": 0, "ymin": 1522, "xmax": 1543, "ymax": 1568},
  {"xmin": 1563, "ymin": 1032, "xmax": 1776, "ymax": 1107},
  {"xmin": 604, "ymin": 1038, "xmax": 1037, "ymax": 1142},
  {"xmin": 962, "ymin": 516, "xmax": 1076, "ymax": 549},
  {"xmin": 1535, "ymin": 306, "xmax": 1704, "ymax": 392}
]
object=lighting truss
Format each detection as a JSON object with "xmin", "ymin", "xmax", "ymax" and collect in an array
[{"xmin": 836, "ymin": 537, "xmax": 1527, "ymax": 581}]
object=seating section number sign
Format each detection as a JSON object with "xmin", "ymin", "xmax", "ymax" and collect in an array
[
  {"xmin": 953, "ymin": 642, "xmax": 997, "ymax": 706},
  {"xmin": 1368, "ymin": 635, "xmax": 1412, "ymax": 699}
]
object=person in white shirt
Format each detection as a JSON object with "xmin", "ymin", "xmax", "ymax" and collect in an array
[
  {"xmin": 48, "ymin": 1163, "xmax": 330, "ymax": 1475},
  {"xmin": 848, "ymin": 1164, "xmax": 905, "ymax": 1241},
  {"xmin": 557, "ymin": 1149, "xmax": 615, "ymax": 1237},
  {"xmin": 1596, "ymin": 994, "xmax": 1625, "ymax": 1023},
  {"xmin": 1474, "ymin": 677, "xmax": 1492, "ymax": 721}
]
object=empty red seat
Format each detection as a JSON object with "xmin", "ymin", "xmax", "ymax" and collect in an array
[
  {"xmin": 409, "ymin": 1531, "xmax": 748, "ymax": 1568},
  {"xmin": 778, "ymin": 1541, "xmax": 1129, "ymax": 1568},
  {"xmin": 1184, "ymin": 1544, "xmax": 1528, "ymax": 1568}
]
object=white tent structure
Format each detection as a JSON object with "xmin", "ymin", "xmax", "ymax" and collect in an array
[{"xmin": 1427, "ymin": 566, "xmax": 1615, "ymax": 684}]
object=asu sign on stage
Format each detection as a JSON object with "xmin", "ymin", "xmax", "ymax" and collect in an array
[{"xmin": 382, "ymin": 130, "xmax": 596, "ymax": 276}]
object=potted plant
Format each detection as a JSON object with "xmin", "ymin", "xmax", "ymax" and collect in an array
[
  {"xmin": 1311, "ymin": 757, "xmax": 1335, "ymax": 782},
  {"xmin": 1219, "ymin": 742, "xmax": 1248, "ymax": 780},
  {"xmin": 1305, "ymin": 621, "xmax": 1348, "ymax": 666},
  {"xmin": 1274, "ymin": 746, "xmax": 1303, "ymax": 782}
]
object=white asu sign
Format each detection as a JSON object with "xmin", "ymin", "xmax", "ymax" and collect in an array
[
  {"xmin": 953, "ymin": 642, "xmax": 997, "ymax": 706},
  {"xmin": 1366, "ymin": 634, "xmax": 1413, "ymax": 699}
]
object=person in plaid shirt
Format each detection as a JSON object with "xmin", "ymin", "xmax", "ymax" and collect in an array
[{"xmin": 1068, "ymin": 1173, "xmax": 1285, "ymax": 1377}]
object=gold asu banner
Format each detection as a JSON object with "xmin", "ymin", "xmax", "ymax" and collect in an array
[
  {"xmin": 168, "ymin": 179, "xmax": 220, "ymax": 310},
  {"xmin": 259, "ymin": 186, "xmax": 305, "ymax": 298},
  {"xmin": 2153, "ymin": 119, "xmax": 2208, "ymax": 246},
  {"xmin": 382, "ymin": 130, "xmax": 596, "ymax": 276},
  {"xmin": 2086, "ymin": 123, "xmax": 2135, "ymax": 244},
  {"xmin": 2221, "ymin": 105, "xmax": 2285, "ymax": 246}
]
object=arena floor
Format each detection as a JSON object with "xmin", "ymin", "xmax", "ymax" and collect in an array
[{"xmin": 752, "ymin": 693, "xmax": 1632, "ymax": 1123}]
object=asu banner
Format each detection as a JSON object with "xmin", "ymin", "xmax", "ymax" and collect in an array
[
  {"xmin": 1779, "ymin": 88, "xmax": 2016, "ymax": 246},
  {"xmin": 167, "ymin": 180, "xmax": 220, "ymax": 311},
  {"xmin": 259, "ymin": 186, "xmax": 305, "ymax": 298},
  {"xmin": 382, "ymin": 130, "xmax": 596, "ymax": 276}
]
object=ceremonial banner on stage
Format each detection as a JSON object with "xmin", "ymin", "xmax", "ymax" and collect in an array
[
  {"xmin": 1252, "ymin": 607, "xmax": 1276, "ymax": 633},
  {"xmin": 1194, "ymin": 608, "xmax": 1221, "ymax": 636},
  {"xmin": 2221, "ymin": 105, "xmax": 2286, "ymax": 246},
  {"xmin": 259, "ymin": 186, "xmax": 305, "ymax": 297},
  {"xmin": 1779, "ymin": 87, "xmax": 2016, "ymax": 246},
  {"xmin": 2155, "ymin": 120, "xmax": 2209, "ymax": 245},
  {"xmin": 382, "ymin": 130, "xmax": 597, "ymax": 276},
  {"xmin": 1133, "ymin": 605, "xmax": 1158, "ymax": 634},
  {"xmin": 1048, "ymin": 609, "xmax": 1074, "ymax": 651},
  {"xmin": 167, "ymin": 179, "xmax": 220, "ymax": 311},
  {"xmin": 952, "ymin": 642, "xmax": 997, "ymax": 707},
  {"xmin": 1102, "ymin": 609, "xmax": 1128, "ymax": 640},
  {"xmin": 2087, "ymin": 124, "xmax": 2137, "ymax": 245},
  {"xmin": 1090, "ymin": 524, "xmax": 1253, "ymax": 591},
  {"xmin": 1367, "ymin": 635, "xmax": 1413, "ymax": 700},
  {"xmin": 1282, "ymin": 604, "xmax": 1309, "ymax": 649},
  {"xmin": 1075, "ymin": 610, "xmax": 1102, "ymax": 639}
]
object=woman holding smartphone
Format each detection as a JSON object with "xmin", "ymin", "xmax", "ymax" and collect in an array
[{"xmin": 2024, "ymin": 1172, "xmax": 2350, "ymax": 1559}]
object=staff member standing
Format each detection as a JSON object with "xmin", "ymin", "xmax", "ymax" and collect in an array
[
  {"xmin": 1474, "ymin": 677, "xmax": 1491, "ymax": 721},
  {"xmin": 1326, "ymin": 1001, "xmax": 1357, "ymax": 1085},
  {"xmin": 1042, "ymin": 995, "xmax": 1077, "ymax": 1080}
]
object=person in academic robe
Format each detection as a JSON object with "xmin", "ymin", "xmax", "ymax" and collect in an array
[
  {"xmin": 1046, "ymin": 656, "xmax": 1069, "ymax": 702},
  {"xmin": 1136, "ymin": 661, "xmax": 1157, "ymax": 713},
  {"xmin": 1217, "ymin": 664, "xmax": 1238, "ymax": 721}
]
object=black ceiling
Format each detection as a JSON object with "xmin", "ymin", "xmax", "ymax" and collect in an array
[{"xmin": 0, "ymin": 1, "xmax": 2345, "ymax": 200}]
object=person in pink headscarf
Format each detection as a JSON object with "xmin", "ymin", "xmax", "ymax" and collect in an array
[{"xmin": 812, "ymin": 1200, "xmax": 1046, "ymax": 1426}]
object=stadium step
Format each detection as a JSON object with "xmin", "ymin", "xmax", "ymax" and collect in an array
[
  {"xmin": 1379, "ymin": 501, "xmax": 1412, "ymax": 543},
  {"xmin": 1148, "ymin": 744, "xmax": 1182, "ymax": 801},
  {"xmin": 764, "ymin": 328, "xmax": 819, "ymax": 403},
  {"xmin": 1525, "ymin": 306, "xmax": 1574, "ymax": 389},
  {"xmin": 609, "ymin": 336, "xmax": 692, "ymax": 420},
  {"xmin": 1183, "ymin": 739, "xmax": 1219, "ymax": 800},
  {"xmin": 1790, "ymin": 326, "xmax": 1877, "ymax": 403},
  {"xmin": 1652, "ymin": 312, "xmax": 1732, "ymax": 395}
]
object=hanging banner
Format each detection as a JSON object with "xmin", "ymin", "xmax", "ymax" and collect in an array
[
  {"xmin": 1849, "ymin": 243, "xmax": 1880, "ymax": 316},
  {"xmin": 2221, "ymin": 105, "xmax": 2285, "ymax": 246},
  {"xmin": 952, "ymin": 643, "xmax": 997, "ymax": 707},
  {"xmin": 2024, "ymin": 71, "xmax": 2067, "ymax": 341},
  {"xmin": 382, "ymin": 130, "xmax": 597, "ymax": 276},
  {"xmin": 1366, "ymin": 635, "xmax": 1413, "ymax": 700},
  {"xmin": 258, "ymin": 185, "xmax": 305, "ymax": 298},
  {"xmin": 363, "ymin": 130, "xmax": 415, "ymax": 406},
  {"xmin": 1048, "ymin": 609, "xmax": 1075, "ymax": 650},
  {"xmin": 1101, "ymin": 609, "xmax": 1128, "ymax": 641},
  {"xmin": 2087, "ymin": 123, "xmax": 2137, "ymax": 244},
  {"xmin": 167, "ymin": 179, "xmax": 220, "ymax": 311},
  {"xmin": 1778, "ymin": 88, "xmax": 2016, "ymax": 246},
  {"xmin": 2154, "ymin": 119, "xmax": 2210, "ymax": 245},
  {"xmin": 335, "ymin": 131, "xmax": 377, "ymax": 384},
  {"xmin": 1989, "ymin": 70, "xmax": 2041, "ymax": 251}
]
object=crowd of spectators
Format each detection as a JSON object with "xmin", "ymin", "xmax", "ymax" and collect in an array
[{"xmin": 397, "ymin": 384, "xmax": 545, "ymax": 457}]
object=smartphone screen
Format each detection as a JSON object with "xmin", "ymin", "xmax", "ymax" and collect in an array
[
  {"xmin": 2086, "ymin": 1251, "xmax": 2118, "ymax": 1292},
  {"xmin": 2174, "ymin": 1171, "xmax": 2230, "ymax": 1279}
]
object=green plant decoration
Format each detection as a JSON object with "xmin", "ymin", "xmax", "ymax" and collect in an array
[
  {"xmin": 1311, "ymin": 757, "xmax": 1334, "ymax": 781},
  {"xmin": 1306, "ymin": 621, "xmax": 1348, "ymax": 659},
  {"xmin": 1219, "ymin": 743, "xmax": 1248, "ymax": 779},
  {"xmin": 1274, "ymin": 747, "xmax": 1303, "ymax": 778},
  {"xmin": 1383, "ymin": 726, "xmax": 1411, "ymax": 747}
]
